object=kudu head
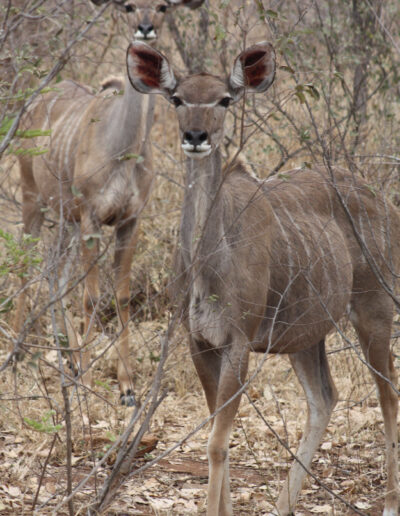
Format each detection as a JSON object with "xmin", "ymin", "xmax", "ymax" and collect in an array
[
  {"xmin": 125, "ymin": 41, "xmax": 276, "ymax": 158},
  {"xmin": 91, "ymin": 0, "xmax": 205, "ymax": 43}
]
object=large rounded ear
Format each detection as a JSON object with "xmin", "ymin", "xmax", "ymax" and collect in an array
[
  {"xmin": 126, "ymin": 42, "xmax": 177, "ymax": 96},
  {"xmin": 166, "ymin": 0, "xmax": 205, "ymax": 9},
  {"xmin": 229, "ymin": 42, "xmax": 276, "ymax": 99}
]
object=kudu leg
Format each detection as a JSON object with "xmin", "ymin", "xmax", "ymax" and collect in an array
[
  {"xmin": 276, "ymin": 340, "xmax": 338, "ymax": 516},
  {"xmin": 191, "ymin": 338, "xmax": 249, "ymax": 516},
  {"xmin": 13, "ymin": 157, "xmax": 44, "ymax": 356},
  {"xmin": 113, "ymin": 218, "xmax": 139, "ymax": 406},
  {"xmin": 80, "ymin": 211, "xmax": 101, "ymax": 389},
  {"xmin": 350, "ymin": 295, "xmax": 399, "ymax": 516},
  {"xmin": 53, "ymin": 225, "xmax": 81, "ymax": 373}
]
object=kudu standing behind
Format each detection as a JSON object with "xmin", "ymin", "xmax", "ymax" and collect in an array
[
  {"xmin": 126, "ymin": 42, "xmax": 400, "ymax": 514},
  {"xmin": 13, "ymin": 0, "xmax": 204, "ymax": 407}
]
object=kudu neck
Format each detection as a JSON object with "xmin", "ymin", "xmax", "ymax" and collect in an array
[
  {"xmin": 185, "ymin": 148, "xmax": 223, "ymax": 193},
  {"xmin": 181, "ymin": 148, "xmax": 225, "ymax": 258},
  {"xmin": 106, "ymin": 77, "xmax": 156, "ymax": 156}
]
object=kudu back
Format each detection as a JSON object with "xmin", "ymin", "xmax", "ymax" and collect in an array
[
  {"xmin": 126, "ymin": 41, "xmax": 400, "ymax": 514},
  {"xmin": 13, "ymin": 0, "xmax": 205, "ymax": 406}
]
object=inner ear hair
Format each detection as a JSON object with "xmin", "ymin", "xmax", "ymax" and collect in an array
[{"xmin": 230, "ymin": 43, "xmax": 276, "ymax": 94}]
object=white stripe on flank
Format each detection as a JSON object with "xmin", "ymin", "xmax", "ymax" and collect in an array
[
  {"xmin": 42, "ymin": 95, "xmax": 59, "ymax": 131},
  {"xmin": 296, "ymin": 184, "xmax": 336, "ymax": 301},
  {"xmin": 356, "ymin": 191, "xmax": 366, "ymax": 263},
  {"xmin": 63, "ymin": 104, "xmax": 89, "ymax": 177},
  {"xmin": 48, "ymin": 100, "xmax": 82, "ymax": 171},
  {"xmin": 271, "ymin": 205, "xmax": 294, "ymax": 287},
  {"xmin": 54, "ymin": 100, "xmax": 87, "ymax": 174}
]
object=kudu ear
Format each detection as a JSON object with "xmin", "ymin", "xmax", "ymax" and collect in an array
[
  {"xmin": 166, "ymin": 0, "xmax": 205, "ymax": 8},
  {"xmin": 229, "ymin": 42, "xmax": 276, "ymax": 100},
  {"xmin": 126, "ymin": 42, "xmax": 177, "ymax": 96}
]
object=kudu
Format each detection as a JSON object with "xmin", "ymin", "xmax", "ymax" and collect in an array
[
  {"xmin": 127, "ymin": 41, "xmax": 400, "ymax": 514},
  {"xmin": 90, "ymin": 0, "xmax": 204, "ymax": 41},
  {"xmin": 13, "ymin": 0, "xmax": 205, "ymax": 407}
]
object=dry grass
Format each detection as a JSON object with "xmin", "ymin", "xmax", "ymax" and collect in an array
[{"xmin": 0, "ymin": 319, "xmax": 397, "ymax": 514}]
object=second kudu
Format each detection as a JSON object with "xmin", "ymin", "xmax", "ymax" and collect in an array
[
  {"xmin": 13, "ymin": 0, "xmax": 204, "ymax": 406},
  {"xmin": 127, "ymin": 41, "xmax": 400, "ymax": 514}
]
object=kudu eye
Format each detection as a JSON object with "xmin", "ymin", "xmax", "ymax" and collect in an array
[
  {"xmin": 157, "ymin": 4, "xmax": 168, "ymax": 12},
  {"xmin": 171, "ymin": 96, "xmax": 183, "ymax": 107},
  {"xmin": 124, "ymin": 4, "xmax": 135, "ymax": 13},
  {"xmin": 219, "ymin": 97, "xmax": 232, "ymax": 108}
]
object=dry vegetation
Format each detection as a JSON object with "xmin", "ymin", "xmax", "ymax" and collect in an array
[{"xmin": 1, "ymin": 0, "xmax": 400, "ymax": 514}]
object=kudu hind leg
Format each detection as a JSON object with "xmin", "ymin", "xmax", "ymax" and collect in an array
[
  {"xmin": 350, "ymin": 296, "xmax": 399, "ymax": 516},
  {"xmin": 276, "ymin": 340, "xmax": 338, "ymax": 516},
  {"xmin": 113, "ymin": 218, "xmax": 139, "ymax": 406}
]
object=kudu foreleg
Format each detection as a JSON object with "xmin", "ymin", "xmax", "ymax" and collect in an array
[
  {"xmin": 53, "ymin": 225, "xmax": 81, "ymax": 372},
  {"xmin": 113, "ymin": 218, "xmax": 139, "ymax": 406},
  {"xmin": 13, "ymin": 160, "xmax": 44, "ymax": 357},
  {"xmin": 193, "ymin": 340, "xmax": 249, "ymax": 516},
  {"xmin": 276, "ymin": 340, "xmax": 338, "ymax": 516},
  {"xmin": 80, "ymin": 212, "xmax": 101, "ymax": 388}
]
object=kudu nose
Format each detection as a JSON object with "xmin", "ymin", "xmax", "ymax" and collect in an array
[
  {"xmin": 184, "ymin": 130, "xmax": 208, "ymax": 147},
  {"xmin": 138, "ymin": 23, "xmax": 154, "ymax": 36}
]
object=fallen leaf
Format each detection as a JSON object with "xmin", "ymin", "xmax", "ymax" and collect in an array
[{"xmin": 310, "ymin": 504, "xmax": 333, "ymax": 513}]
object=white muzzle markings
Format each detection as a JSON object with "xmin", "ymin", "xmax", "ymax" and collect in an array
[
  {"xmin": 134, "ymin": 29, "xmax": 157, "ymax": 40},
  {"xmin": 182, "ymin": 141, "xmax": 212, "ymax": 159}
]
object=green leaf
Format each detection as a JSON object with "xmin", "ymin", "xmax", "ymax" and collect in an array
[
  {"xmin": 71, "ymin": 185, "xmax": 83, "ymax": 198},
  {"xmin": 0, "ymin": 116, "xmax": 14, "ymax": 136},
  {"xmin": 214, "ymin": 24, "xmax": 226, "ymax": 42},
  {"xmin": 24, "ymin": 410, "xmax": 62, "ymax": 433},
  {"xmin": 207, "ymin": 293, "xmax": 219, "ymax": 303},
  {"xmin": 17, "ymin": 128, "xmax": 52, "ymax": 138},
  {"xmin": 149, "ymin": 351, "xmax": 160, "ymax": 363},
  {"xmin": 0, "ymin": 298, "xmax": 13, "ymax": 313},
  {"xmin": 94, "ymin": 379, "xmax": 112, "ymax": 392},
  {"xmin": 366, "ymin": 184, "xmax": 377, "ymax": 197},
  {"xmin": 280, "ymin": 65, "xmax": 295, "ymax": 74},
  {"xmin": 295, "ymin": 90, "xmax": 306, "ymax": 104},
  {"xmin": 83, "ymin": 233, "xmax": 101, "ymax": 249},
  {"xmin": 305, "ymin": 83, "xmax": 320, "ymax": 100},
  {"xmin": 117, "ymin": 152, "xmax": 144, "ymax": 163},
  {"xmin": 266, "ymin": 9, "xmax": 278, "ymax": 18},
  {"xmin": 57, "ymin": 332, "xmax": 69, "ymax": 347},
  {"xmin": 105, "ymin": 431, "xmax": 117, "ymax": 442},
  {"xmin": 14, "ymin": 147, "xmax": 49, "ymax": 156}
]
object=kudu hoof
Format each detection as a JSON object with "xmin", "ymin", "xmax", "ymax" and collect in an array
[
  {"xmin": 67, "ymin": 359, "xmax": 79, "ymax": 377},
  {"xmin": 120, "ymin": 389, "xmax": 137, "ymax": 407},
  {"xmin": 14, "ymin": 349, "xmax": 25, "ymax": 362}
]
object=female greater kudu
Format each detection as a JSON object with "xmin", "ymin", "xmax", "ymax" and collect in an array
[
  {"xmin": 126, "ymin": 41, "xmax": 400, "ymax": 514},
  {"xmin": 13, "ymin": 0, "xmax": 205, "ymax": 407}
]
